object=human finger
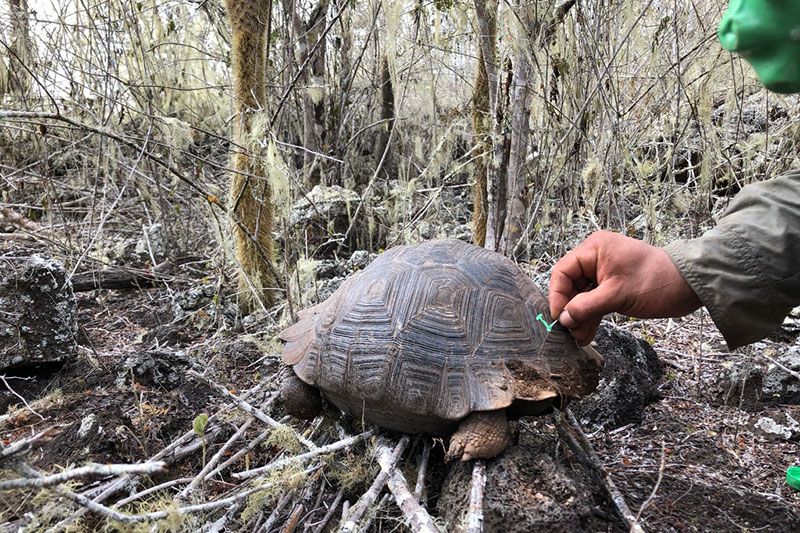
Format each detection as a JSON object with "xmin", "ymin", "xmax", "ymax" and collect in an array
[
  {"xmin": 548, "ymin": 246, "xmax": 599, "ymax": 319},
  {"xmin": 565, "ymin": 318, "xmax": 601, "ymax": 346},
  {"xmin": 559, "ymin": 281, "xmax": 621, "ymax": 328}
]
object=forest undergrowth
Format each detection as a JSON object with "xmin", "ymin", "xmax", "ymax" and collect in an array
[{"xmin": 1, "ymin": 0, "xmax": 799, "ymax": 531}]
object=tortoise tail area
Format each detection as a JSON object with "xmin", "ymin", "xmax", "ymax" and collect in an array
[
  {"xmin": 279, "ymin": 273, "xmax": 362, "ymax": 379},
  {"xmin": 278, "ymin": 312, "xmax": 318, "ymax": 366}
]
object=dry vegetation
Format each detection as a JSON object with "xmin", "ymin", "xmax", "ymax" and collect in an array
[{"xmin": 1, "ymin": 0, "xmax": 799, "ymax": 531}]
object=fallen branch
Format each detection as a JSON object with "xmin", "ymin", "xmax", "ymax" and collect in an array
[
  {"xmin": 0, "ymin": 462, "xmax": 167, "ymax": 491},
  {"xmin": 313, "ymin": 488, "xmax": 344, "ymax": 533},
  {"xmin": 113, "ymin": 477, "xmax": 193, "ymax": 508},
  {"xmin": 358, "ymin": 493, "xmax": 390, "ymax": 533},
  {"xmin": 414, "ymin": 439, "xmax": 432, "ymax": 502},
  {"xmin": 465, "ymin": 461, "xmax": 486, "ymax": 533},
  {"xmin": 232, "ymin": 430, "xmax": 373, "ymax": 480},
  {"xmin": 177, "ymin": 418, "xmax": 253, "ymax": 499},
  {"xmin": 758, "ymin": 351, "xmax": 800, "ymax": 381},
  {"xmin": 340, "ymin": 435, "xmax": 409, "ymax": 532},
  {"xmin": 70, "ymin": 267, "xmax": 170, "ymax": 292},
  {"xmin": 375, "ymin": 436, "xmax": 438, "ymax": 533},
  {"xmin": 261, "ymin": 490, "xmax": 295, "ymax": 531},
  {"xmin": 188, "ymin": 370, "xmax": 316, "ymax": 451},
  {"xmin": 50, "ymin": 384, "xmax": 271, "ymax": 532},
  {"xmin": 28, "ymin": 459, "xmax": 317, "ymax": 524},
  {"xmin": 201, "ymin": 501, "xmax": 243, "ymax": 533},
  {"xmin": 0, "ymin": 426, "xmax": 59, "ymax": 464},
  {"xmin": 193, "ymin": 425, "xmax": 274, "ymax": 486},
  {"xmin": 557, "ymin": 408, "xmax": 643, "ymax": 533}
]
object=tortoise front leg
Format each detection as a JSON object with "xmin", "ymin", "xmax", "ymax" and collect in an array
[{"xmin": 445, "ymin": 410, "xmax": 510, "ymax": 462}]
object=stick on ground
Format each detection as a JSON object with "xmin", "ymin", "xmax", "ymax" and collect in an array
[
  {"xmin": 465, "ymin": 461, "xmax": 486, "ymax": 533},
  {"xmin": 340, "ymin": 435, "xmax": 409, "ymax": 532},
  {"xmin": 375, "ymin": 437, "xmax": 438, "ymax": 533},
  {"xmin": 0, "ymin": 462, "xmax": 167, "ymax": 491},
  {"xmin": 557, "ymin": 408, "xmax": 643, "ymax": 533}
]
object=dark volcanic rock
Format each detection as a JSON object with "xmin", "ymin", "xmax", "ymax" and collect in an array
[
  {"xmin": 0, "ymin": 254, "xmax": 77, "ymax": 370},
  {"xmin": 572, "ymin": 322, "xmax": 663, "ymax": 429},
  {"xmin": 115, "ymin": 350, "xmax": 193, "ymax": 390},
  {"xmin": 299, "ymin": 250, "xmax": 378, "ymax": 306},
  {"xmin": 290, "ymin": 185, "xmax": 386, "ymax": 257},
  {"xmin": 710, "ymin": 356, "xmax": 764, "ymax": 411},
  {"xmin": 763, "ymin": 345, "xmax": 800, "ymax": 405},
  {"xmin": 437, "ymin": 446, "xmax": 593, "ymax": 532}
]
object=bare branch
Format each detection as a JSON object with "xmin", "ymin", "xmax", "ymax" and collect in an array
[
  {"xmin": 232, "ymin": 430, "xmax": 373, "ymax": 480},
  {"xmin": 413, "ymin": 439, "xmax": 431, "ymax": 501},
  {"xmin": 177, "ymin": 418, "xmax": 254, "ymax": 499},
  {"xmin": 340, "ymin": 435, "xmax": 409, "ymax": 532},
  {"xmin": 374, "ymin": 436, "xmax": 438, "ymax": 533},
  {"xmin": 0, "ymin": 462, "xmax": 167, "ymax": 491},
  {"xmin": 465, "ymin": 461, "xmax": 486, "ymax": 533}
]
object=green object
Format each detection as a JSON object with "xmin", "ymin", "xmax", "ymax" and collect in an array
[
  {"xmin": 718, "ymin": 0, "xmax": 800, "ymax": 93},
  {"xmin": 192, "ymin": 412, "xmax": 209, "ymax": 437},
  {"xmin": 787, "ymin": 466, "xmax": 800, "ymax": 490},
  {"xmin": 535, "ymin": 312, "xmax": 558, "ymax": 332}
]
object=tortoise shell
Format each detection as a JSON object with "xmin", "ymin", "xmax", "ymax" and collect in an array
[{"xmin": 280, "ymin": 239, "xmax": 601, "ymax": 435}]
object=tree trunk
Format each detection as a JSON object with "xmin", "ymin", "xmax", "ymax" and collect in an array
[
  {"xmin": 470, "ymin": 0, "xmax": 498, "ymax": 248},
  {"xmin": 472, "ymin": 0, "xmax": 503, "ymax": 251},
  {"xmin": 7, "ymin": 0, "xmax": 34, "ymax": 95},
  {"xmin": 283, "ymin": 0, "xmax": 330, "ymax": 188},
  {"xmin": 329, "ymin": 0, "xmax": 353, "ymax": 187},
  {"xmin": 224, "ymin": 0, "xmax": 278, "ymax": 309},
  {"xmin": 371, "ymin": 54, "xmax": 394, "ymax": 185},
  {"xmin": 501, "ymin": 1, "xmax": 533, "ymax": 257},
  {"xmin": 301, "ymin": 0, "xmax": 330, "ymax": 188}
]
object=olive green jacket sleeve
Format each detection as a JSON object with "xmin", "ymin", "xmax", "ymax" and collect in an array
[{"xmin": 663, "ymin": 172, "xmax": 800, "ymax": 350}]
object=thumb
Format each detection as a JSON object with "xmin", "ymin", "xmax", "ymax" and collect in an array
[{"xmin": 559, "ymin": 282, "xmax": 621, "ymax": 329}]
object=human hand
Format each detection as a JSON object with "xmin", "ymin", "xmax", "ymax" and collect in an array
[{"xmin": 548, "ymin": 231, "xmax": 701, "ymax": 345}]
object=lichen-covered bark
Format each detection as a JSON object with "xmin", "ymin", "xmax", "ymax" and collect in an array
[
  {"xmin": 7, "ymin": 0, "xmax": 34, "ymax": 95},
  {"xmin": 225, "ymin": 0, "xmax": 277, "ymax": 308},
  {"xmin": 470, "ymin": 1, "xmax": 497, "ymax": 248},
  {"xmin": 299, "ymin": 0, "xmax": 330, "ymax": 187},
  {"xmin": 500, "ymin": 1, "xmax": 533, "ymax": 257},
  {"xmin": 371, "ymin": 53, "xmax": 395, "ymax": 184}
]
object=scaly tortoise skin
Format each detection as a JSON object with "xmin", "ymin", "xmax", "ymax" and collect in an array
[{"xmin": 279, "ymin": 239, "xmax": 602, "ymax": 461}]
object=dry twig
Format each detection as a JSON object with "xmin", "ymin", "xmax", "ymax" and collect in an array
[
  {"xmin": 340, "ymin": 435, "xmax": 410, "ymax": 532},
  {"xmin": 188, "ymin": 370, "xmax": 316, "ymax": 451},
  {"xmin": 633, "ymin": 439, "xmax": 667, "ymax": 526},
  {"xmin": 232, "ymin": 430, "xmax": 373, "ymax": 480},
  {"xmin": 557, "ymin": 408, "xmax": 643, "ymax": 533},
  {"xmin": 177, "ymin": 418, "xmax": 253, "ymax": 499},
  {"xmin": 414, "ymin": 439, "xmax": 432, "ymax": 501},
  {"xmin": 0, "ymin": 462, "xmax": 167, "ymax": 491},
  {"xmin": 465, "ymin": 461, "xmax": 486, "ymax": 533},
  {"xmin": 374, "ymin": 436, "xmax": 438, "ymax": 532}
]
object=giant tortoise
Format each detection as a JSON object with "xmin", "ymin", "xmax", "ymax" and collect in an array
[{"xmin": 279, "ymin": 239, "xmax": 602, "ymax": 461}]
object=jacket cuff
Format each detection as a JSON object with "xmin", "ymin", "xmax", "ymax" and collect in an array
[{"xmin": 663, "ymin": 225, "xmax": 784, "ymax": 350}]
